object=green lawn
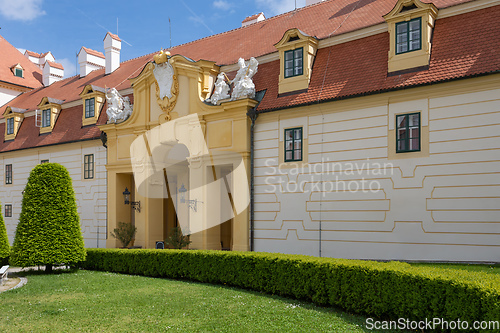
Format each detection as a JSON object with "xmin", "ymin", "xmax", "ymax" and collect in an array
[
  {"xmin": 410, "ymin": 262, "xmax": 500, "ymax": 275},
  {"xmin": 0, "ymin": 270, "xmax": 410, "ymax": 333}
]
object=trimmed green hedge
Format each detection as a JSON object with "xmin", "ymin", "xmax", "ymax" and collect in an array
[{"xmin": 82, "ymin": 249, "xmax": 500, "ymax": 331}]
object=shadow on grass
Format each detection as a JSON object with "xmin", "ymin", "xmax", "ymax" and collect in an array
[
  {"xmin": 150, "ymin": 275, "xmax": 412, "ymax": 333},
  {"xmin": 14, "ymin": 266, "xmax": 79, "ymax": 277}
]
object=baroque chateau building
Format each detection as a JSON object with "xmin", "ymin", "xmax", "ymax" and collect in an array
[{"xmin": 1, "ymin": 0, "xmax": 499, "ymax": 262}]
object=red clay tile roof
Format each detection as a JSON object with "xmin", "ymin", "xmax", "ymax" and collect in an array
[
  {"xmin": 81, "ymin": 46, "xmax": 105, "ymax": 59},
  {"xmin": 25, "ymin": 50, "xmax": 41, "ymax": 57},
  {"xmin": 166, "ymin": 0, "xmax": 471, "ymax": 65},
  {"xmin": 0, "ymin": 53, "xmax": 152, "ymax": 118},
  {"xmin": 46, "ymin": 60, "xmax": 64, "ymax": 70},
  {"xmin": 0, "ymin": 103, "xmax": 105, "ymax": 152},
  {"xmin": 254, "ymin": 5, "xmax": 500, "ymax": 112},
  {"xmin": 242, "ymin": 13, "xmax": 264, "ymax": 23},
  {"xmin": 0, "ymin": 51, "xmax": 151, "ymax": 152},
  {"xmin": 0, "ymin": 35, "xmax": 43, "ymax": 89},
  {"xmin": 105, "ymin": 32, "xmax": 121, "ymax": 42}
]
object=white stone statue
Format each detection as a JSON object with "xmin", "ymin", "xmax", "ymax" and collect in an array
[
  {"xmin": 232, "ymin": 58, "xmax": 248, "ymax": 86},
  {"xmin": 106, "ymin": 87, "xmax": 133, "ymax": 123},
  {"xmin": 123, "ymin": 96, "xmax": 133, "ymax": 119},
  {"xmin": 208, "ymin": 72, "xmax": 230, "ymax": 105},
  {"xmin": 231, "ymin": 57, "xmax": 258, "ymax": 101}
]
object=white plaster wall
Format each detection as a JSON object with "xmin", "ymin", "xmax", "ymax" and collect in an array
[
  {"xmin": 253, "ymin": 87, "xmax": 500, "ymax": 262},
  {"xmin": 42, "ymin": 65, "xmax": 64, "ymax": 86},
  {"xmin": 0, "ymin": 141, "xmax": 107, "ymax": 248},
  {"xmin": 0, "ymin": 87, "xmax": 22, "ymax": 108}
]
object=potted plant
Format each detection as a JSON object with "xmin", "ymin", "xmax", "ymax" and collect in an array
[
  {"xmin": 165, "ymin": 227, "xmax": 191, "ymax": 249},
  {"xmin": 110, "ymin": 222, "xmax": 137, "ymax": 248}
]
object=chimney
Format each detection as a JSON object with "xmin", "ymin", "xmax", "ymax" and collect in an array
[
  {"xmin": 39, "ymin": 52, "xmax": 55, "ymax": 65},
  {"xmin": 24, "ymin": 50, "xmax": 42, "ymax": 68},
  {"xmin": 242, "ymin": 12, "xmax": 265, "ymax": 27},
  {"xmin": 78, "ymin": 47, "xmax": 105, "ymax": 77},
  {"xmin": 43, "ymin": 61, "xmax": 64, "ymax": 86},
  {"xmin": 24, "ymin": 51, "xmax": 55, "ymax": 69},
  {"xmin": 104, "ymin": 32, "xmax": 121, "ymax": 74}
]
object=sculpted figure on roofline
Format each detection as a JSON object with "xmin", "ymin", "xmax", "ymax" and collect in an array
[
  {"xmin": 106, "ymin": 88, "xmax": 133, "ymax": 123},
  {"xmin": 207, "ymin": 57, "xmax": 259, "ymax": 105}
]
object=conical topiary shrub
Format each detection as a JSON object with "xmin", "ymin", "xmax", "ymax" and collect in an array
[
  {"xmin": 0, "ymin": 203, "xmax": 10, "ymax": 266},
  {"xmin": 10, "ymin": 163, "xmax": 86, "ymax": 271}
]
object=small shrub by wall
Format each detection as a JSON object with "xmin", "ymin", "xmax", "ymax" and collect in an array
[
  {"xmin": 10, "ymin": 163, "xmax": 86, "ymax": 268},
  {"xmin": 0, "ymin": 203, "xmax": 10, "ymax": 266},
  {"xmin": 82, "ymin": 249, "xmax": 500, "ymax": 332}
]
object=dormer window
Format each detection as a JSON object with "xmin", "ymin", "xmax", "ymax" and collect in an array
[
  {"xmin": 14, "ymin": 68, "xmax": 23, "ymax": 77},
  {"xmin": 11, "ymin": 64, "xmax": 24, "ymax": 78},
  {"xmin": 80, "ymin": 85, "xmax": 105, "ymax": 126},
  {"xmin": 396, "ymin": 17, "xmax": 421, "ymax": 54},
  {"xmin": 6, "ymin": 118, "xmax": 14, "ymax": 135},
  {"xmin": 3, "ymin": 106, "xmax": 26, "ymax": 140},
  {"xmin": 275, "ymin": 28, "xmax": 318, "ymax": 94},
  {"xmin": 284, "ymin": 48, "xmax": 303, "ymax": 78},
  {"xmin": 36, "ymin": 97, "xmax": 63, "ymax": 134},
  {"xmin": 85, "ymin": 98, "xmax": 95, "ymax": 118},
  {"xmin": 383, "ymin": 0, "xmax": 438, "ymax": 73},
  {"xmin": 41, "ymin": 109, "xmax": 51, "ymax": 127}
]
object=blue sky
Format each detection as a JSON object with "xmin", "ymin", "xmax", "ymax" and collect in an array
[{"xmin": 0, "ymin": 0, "xmax": 307, "ymax": 78}]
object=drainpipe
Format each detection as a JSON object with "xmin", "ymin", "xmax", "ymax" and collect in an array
[
  {"xmin": 249, "ymin": 110, "xmax": 258, "ymax": 251},
  {"xmin": 247, "ymin": 90, "xmax": 265, "ymax": 252}
]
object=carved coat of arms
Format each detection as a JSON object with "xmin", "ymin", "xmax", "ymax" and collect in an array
[{"xmin": 153, "ymin": 50, "xmax": 179, "ymax": 120}]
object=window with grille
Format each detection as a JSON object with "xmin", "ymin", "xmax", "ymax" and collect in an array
[
  {"xmin": 396, "ymin": 113, "xmax": 420, "ymax": 153},
  {"xmin": 396, "ymin": 17, "xmax": 421, "ymax": 54},
  {"xmin": 42, "ymin": 109, "xmax": 51, "ymax": 127},
  {"xmin": 5, "ymin": 164, "xmax": 12, "ymax": 184},
  {"xmin": 85, "ymin": 98, "xmax": 95, "ymax": 118},
  {"xmin": 5, "ymin": 204, "xmax": 12, "ymax": 217},
  {"xmin": 284, "ymin": 128, "xmax": 303, "ymax": 162},
  {"xmin": 6, "ymin": 118, "xmax": 14, "ymax": 135},
  {"xmin": 84, "ymin": 154, "xmax": 94, "ymax": 179},
  {"xmin": 284, "ymin": 48, "xmax": 303, "ymax": 78}
]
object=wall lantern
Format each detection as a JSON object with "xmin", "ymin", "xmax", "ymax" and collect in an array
[
  {"xmin": 123, "ymin": 187, "xmax": 141, "ymax": 212},
  {"xmin": 178, "ymin": 184, "xmax": 202, "ymax": 212}
]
